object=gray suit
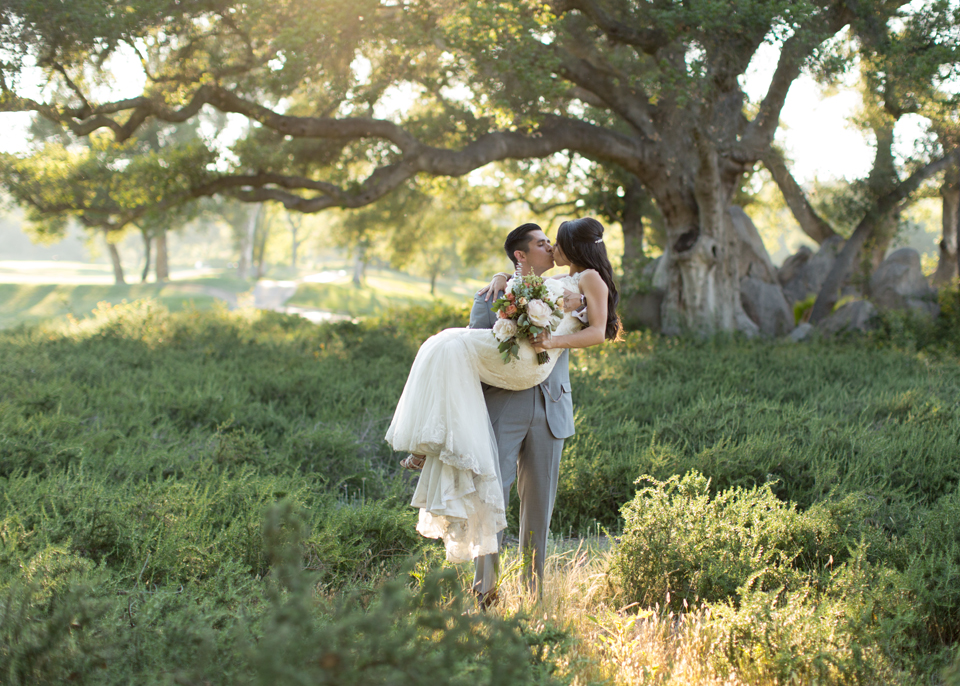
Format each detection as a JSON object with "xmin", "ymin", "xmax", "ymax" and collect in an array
[{"xmin": 470, "ymin": 291, "xmax": 575, "ymax": 596}]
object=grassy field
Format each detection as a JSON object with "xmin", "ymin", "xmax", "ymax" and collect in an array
[
  {"xmin": 2, "ymin": 294, "xmax": 960, "ymax": 684},
  {"xmin": 0, "ymin": 260, "xmax": 487, "ymax": 328}
]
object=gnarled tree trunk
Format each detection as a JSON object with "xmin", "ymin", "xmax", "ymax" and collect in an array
[
  {"xmin": 620, "ymin": 177, "xmax": 648, "ymax": 278},
  {"xmin": 155, "ymin": 229, "xmax": 169, "ymax": 283},
  {"xmin": 655, "ymin": 133, "xmax": 748, "ymax": 336},
  {"xmin": 237, "ymin": 205, "xmax": 257, "ymax": 280},
  {"xmin": 352, "ymin": 237, "xmax": 368, "ymax": 287},
  {"xmin": 932, "ymin": 169, "xmax": 958, "ymax": 286},
  {"xmin": 253, "ymin": 204, "xmax": 269, "ymax": 279},
  {"xmin": 286, "ymin": 212, "xmax": 303, "ymax": 270},
  {"xmin": 140, "ymin": 230, "xmax": 152, "ymax": 283},
  {"xmin": 105, "ymin": 231, "xmax": 125, "ymax": 286}
]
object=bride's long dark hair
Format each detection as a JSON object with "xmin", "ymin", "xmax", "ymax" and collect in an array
[{"xmin": 556, "ymin": 217, "xmax": 621, "ymax": 341}]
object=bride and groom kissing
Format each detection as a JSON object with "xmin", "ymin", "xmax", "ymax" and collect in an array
[{"xmin": 385, "ymin": 217, "xmax": 621, "ymax": 607}]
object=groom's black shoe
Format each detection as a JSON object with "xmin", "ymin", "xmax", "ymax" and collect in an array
[{"xmin": 474, "ymin": 589, "xmax": 499, "ymax": 612}]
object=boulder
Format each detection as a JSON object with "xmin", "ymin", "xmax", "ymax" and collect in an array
[
  {"xmin": 740, "ymin": 276, "xmax": 795, "ymax": 337},
  {"xmin": 789, "ymin": 322, "xmax": 814, "ymax": 342},
  {"xmin": 735, "ymin": 309, "xmax": 761, "ymax": 339},
  {"xmin": 777, "ymin": 245, "xmax": 812, "ymax": 286},
  {"xmin": 729, "ymin": 206, "xmax": 778, "ymax": 284},
  {"xmin": 779, "ymin": 235, "xmax": 845, "ymax": 306},
  {"xmin": 817, "ymin": 299, "xmax": 877, "ymax": 336},
  {"xmin": 869, "ymin": 247, "xmax": 940, "ymax": 317}
]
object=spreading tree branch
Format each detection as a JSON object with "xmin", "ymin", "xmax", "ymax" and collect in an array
[
  {"xmin": 761, "ymin": 147, "xmax": 838, "ymax": 244},
  {"xmin": 550, "ymin": 0, "xmax": 669, "ymax": 55}
]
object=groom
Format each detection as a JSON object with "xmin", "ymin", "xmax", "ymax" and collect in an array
[{"xmin": 469, "ymin": 223, "xmax": 575, "ymax": 606}]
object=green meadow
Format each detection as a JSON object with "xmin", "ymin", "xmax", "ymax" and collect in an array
[{"xmin": 2, "ymin": 292, "xmax": 960, "ymax": 684}]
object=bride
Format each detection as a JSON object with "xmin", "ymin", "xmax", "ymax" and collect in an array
[{"xmin": 384, "ymin": 217, "xmax": 621, "ymax": 563}]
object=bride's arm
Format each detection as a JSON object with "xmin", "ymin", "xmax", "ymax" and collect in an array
[
  {"xmin": 477, "ymin": 271, "xmax": 512, "ymax": 301},
  {"xmin": 539, "ymin": 271, "xmax": 608, "ymax": 350}
]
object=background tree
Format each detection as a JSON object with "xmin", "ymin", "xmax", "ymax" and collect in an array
[
  {"xmin": 334, "ymin": 176, "xmax": 503, "ymax": 291},
  {"xmin": 0, "ymin": 128, "xmax": 213, "ymax": 284},
  {"xmin": 759, "ymin": 1, "xmax": 960, "ymax": 322},
  {"xmin": 2, "ymin": 0, "xmax": 958, "ymax": 332}
]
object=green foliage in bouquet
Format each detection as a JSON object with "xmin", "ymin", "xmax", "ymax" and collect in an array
[{"xmin": 491, "ymin": 274, "xmax": 563, "ymax": 365}]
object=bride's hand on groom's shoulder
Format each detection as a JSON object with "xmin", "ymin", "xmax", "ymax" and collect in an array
[{"xmin": 478, "ymin": 272, "xmax": 510, "ymax": 301}]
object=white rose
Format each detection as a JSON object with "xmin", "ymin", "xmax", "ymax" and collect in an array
[
  {"xmin": 526, "ymin": 299, "xmax": 553, "ymax": 327},
  {"xmin": 492, "ymin": 317, "xmax": 518, "ymax": 342}
]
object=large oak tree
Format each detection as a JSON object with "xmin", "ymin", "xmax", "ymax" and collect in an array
[{"xmin": 2, "ymin": 0, "xmax": 956, "ymax": 332}]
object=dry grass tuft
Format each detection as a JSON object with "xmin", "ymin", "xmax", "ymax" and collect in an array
[{"xmin": 469, "ymin": 537, "xmax": 747, "ymax": 686}]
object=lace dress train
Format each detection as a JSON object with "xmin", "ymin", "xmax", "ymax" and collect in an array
[{"xmin": 385, "ymin": 274, "xmax": 583, "ymax": 563}]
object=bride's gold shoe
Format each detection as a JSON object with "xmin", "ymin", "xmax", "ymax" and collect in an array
[{"xmin": 400, "ymin": 454, "xmax": 425, "ymax": 471}]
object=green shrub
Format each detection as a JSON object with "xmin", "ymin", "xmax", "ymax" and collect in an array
[
  {"xmin": 869, "ymin": 285, "xmax": 960, "ymax": 355},
  {"xmin": 706, "ymin": 552, "xmax": 914, "ymax": 684},
  {"xmin": 610, "ymin": 472, "xmax": 850, "ymax": 609},
  {"xmin": 0, "ymin": 502, "xmax": 567, "ymax": 686}
]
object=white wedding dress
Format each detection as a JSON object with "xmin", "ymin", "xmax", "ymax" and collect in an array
[{"xmin": 385, "ymin": 273, "xmax": 585, "ymax": 562}]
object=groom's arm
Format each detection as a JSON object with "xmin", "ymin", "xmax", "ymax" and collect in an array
[{"xmin": 469, "ymin": 291, "xmax": 499, "ymax": 330}]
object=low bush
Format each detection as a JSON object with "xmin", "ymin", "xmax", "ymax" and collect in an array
[{"xmin": 610, "ymin": 472, "xmax": 850, "ymax": 609}]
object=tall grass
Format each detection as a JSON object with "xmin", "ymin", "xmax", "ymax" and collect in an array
[{"xmin": 2, "ymin": 295, "xmax": 960, "ymax": 683}]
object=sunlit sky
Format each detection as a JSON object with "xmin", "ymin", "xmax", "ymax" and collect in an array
[{"xmin": 0, "ymin": 40, "xmax": 930, "ymax": 187}]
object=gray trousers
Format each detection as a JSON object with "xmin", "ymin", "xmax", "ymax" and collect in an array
[{"xmin": 473, "ymin": 385, "xmax": 564, "ymax": 596}]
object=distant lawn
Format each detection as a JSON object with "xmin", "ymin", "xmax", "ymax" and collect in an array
[
  {"xmin": 0, "ymin": 262, "xmax": 489, "ymax": 327},
  {"xmin": 283, "ymin": 267, "xmax": 486, "ymax": 316},
  {"xmin": 0, "ymin": 283, "xmax": 224, "ymax": 329}
]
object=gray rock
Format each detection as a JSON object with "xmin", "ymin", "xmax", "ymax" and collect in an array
[
  {"xmin": 740, "ymin": 276, "xmax": 795, "ymax": 337},
  {"xmin": 779, "ymin": 236, "xmax": 845, "ymax": 306},
  {"xmin": 789, "ymin": 322, "xmax": 814, "ymax": 342},
  {"xmin": 817, "ymin": 299, "xmax": 878, "ymax": 336},
  {"xmin": 904, "ymin": 297, "xmax": 941, "ymax": 318},
  {"xmin": 869, "ymin": 247, "xmax": 939, "ymax": 316},
  {"xmin": 735, "ymin": 309, "xmax": 761, "ymax": 339},
  {"xmin": 777, "ymin": 246, "xmax": 813, "ymax": 286},
  {"xmin": 729, "ymin": 206, "xmax": 778, "ymax": 284}
]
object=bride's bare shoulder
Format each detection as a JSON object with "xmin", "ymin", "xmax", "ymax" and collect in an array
[{"xmin": 579, "ymin": 269, "xmax": 606, "ymax": 290}]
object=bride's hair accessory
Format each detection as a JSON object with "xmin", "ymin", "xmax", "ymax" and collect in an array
[{"xmin": 594, "ymin": 237, "xmax": 603, "ymax": 244}]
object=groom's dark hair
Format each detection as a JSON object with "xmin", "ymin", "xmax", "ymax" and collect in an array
[{"xmin": 504, "ymin": 223, "xmax": 543, "ymax": 266}]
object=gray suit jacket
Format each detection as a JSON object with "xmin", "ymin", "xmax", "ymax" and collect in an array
[{"xmin": 469, "ymin": 292, "xmax": 575, "ymax": 440}]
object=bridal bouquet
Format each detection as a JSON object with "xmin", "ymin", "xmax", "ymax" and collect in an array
[{"xmin": 491, "ymin": 274, "xmax": 564, "ymax": 364}]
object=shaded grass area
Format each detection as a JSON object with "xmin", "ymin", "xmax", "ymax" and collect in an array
[{"xmin": 3, "ymin": 298, "xmax": 960, "ymax": 683}]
